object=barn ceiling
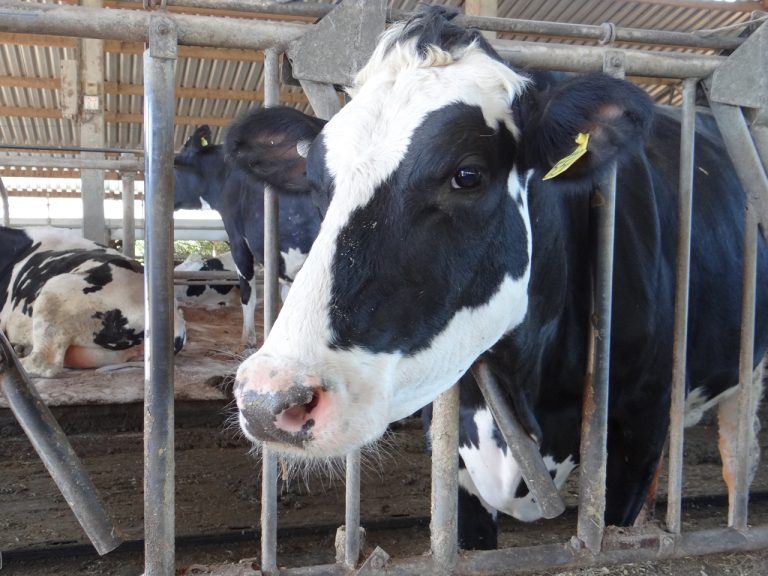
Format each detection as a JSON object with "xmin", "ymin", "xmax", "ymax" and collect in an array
[{"xmin": 0, "ymin": 0, "xmax": 764, "ymax": 183}]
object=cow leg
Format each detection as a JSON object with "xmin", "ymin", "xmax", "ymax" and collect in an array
[
  {"xmin": 604, "ymin": 409, "xmax": 669, "ymax": 527},
  {"xmin": 717, "ymin": 360, "xmax": 765, "ymax": 526},
  {"xmin": 19, "ymin": 287, "xmax": 71, "ymax": 377},
  {"xmin": 231, "ymin": 240, "xmax": 258, "ymax": 347},
  {"xmin": 458, "ymin": 464, "xmax": 498, "ymax": 550}
]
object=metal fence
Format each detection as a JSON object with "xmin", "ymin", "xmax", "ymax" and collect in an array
[{"xmin": 0, "ymin": 1, "xmax": 767, "ymax": 575}]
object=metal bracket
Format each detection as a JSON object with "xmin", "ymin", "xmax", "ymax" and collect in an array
[
  {"xmin": 355, "ymin": 546, "xmax": 390, "ymax": 575},
  {"xmin": 603, "ymin": 49, "xmax": 626, "ymax": 79},
  {"xmin": 287, "ymin": 0, "xmax": 386, "ymax": 87},
  {"xmin": 148, "ymin": 14, "xmax": 178, "ymax": 60}
]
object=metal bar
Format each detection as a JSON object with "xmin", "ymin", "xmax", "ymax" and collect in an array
[
  {"xmin": 0, "ymin": 175, "xmax": 9, "ymax": 226},
  {"xmin": 494, "ymin": 40, "xmax": 724, "ymax": 79},
  {"xmin": 143, "ymin": 15, "xmax": 178, "ymax": 576},
  {"xmin": 253, "ymin": 525, "xmax": 768, "ymax": 576},
  {"xmin": 0, "ymin": 331, "xmax": 122, "ymax": 556},
  {"xmin": 707, "ymin": 99, "xmax": 768, "ymax": 529},
  {"xmin": 576, "ymin": 55, "xmax": 624, "ymax": 554},
  {"xmin": 259, "ymin": 47, "xmax": 281, "ymax": 576},
  {"xmin": 0, "ymin": 143, "xmax": 144, "ymax": 154},
  {"xmin": 168, "ymin": 0, "xmax": 746, "ymax": 51},
  {"xmin": 121, "ymin": 154, "xmax": 136, "ymax": 259},
  {"xmin": 430, "ymin": 383, "xmax": 460, "ymax": 573},
  {"xmin": 344, "ymin": 451, "xmax": 361, "ymax": 568},
  {"xmin": 0, "ymin": 1, "xmax": 307, "ymax": 50},
  {"xmin": 666, "ymin": 78, "xmax": 697, "ymax": 535},
  {"xmin": 0, "ymin": 156, "xmax": 143, "ymax": 171},
  {"xmin": 470, "ymin": 361, "xmax": 565, "ymax": 519}
]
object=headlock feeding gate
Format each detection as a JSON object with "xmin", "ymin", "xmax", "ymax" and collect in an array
[{"xmin": 0, "ymin": 1, "xmax": 767, "ymax": 575}]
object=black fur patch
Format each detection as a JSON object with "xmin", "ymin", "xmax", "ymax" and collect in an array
[
  {"xmin": 92, "ymin": 309, "xmax": 143, "ymax": 350},
  {"xmin": 0, "ymin": 227, "xmax": 35, "ymax": 315}
]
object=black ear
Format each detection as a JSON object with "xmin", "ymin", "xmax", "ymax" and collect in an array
[
  {"xmin": 519, "ymin": 73, "xmax": 653, "ymax": 189},
  {"xmin": 225, "ymin": 106, "xmax": 326, "ymax": 195},
  {"xmin": 183, "ymin": 125, "xmax": 213, "ymax": 151}
]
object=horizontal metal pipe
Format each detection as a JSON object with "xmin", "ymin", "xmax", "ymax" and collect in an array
[
  {"xmin": 0, "ymin": 331, "xmax": 122, "ymax": 556},
  {"xmin": 0, "ymin": 144, "xmax": 143, "ymax": 155},
  {"xmin": 494, "ymin": 39, "xmax": 724, "ymax": 78},
  {"xmin": 0, "ymin": 0, "xmax": 307, "ymax": 50},
  {"xmin": 275, "ymin": 525, "xmax": 768, "ymax": 576},
  {"xmin": 168, "ymin": 0, "xmax": 745, "ymax": 51},
  {"xmin": 0, "ymin": 156, "xmax": 143, "ymax": 172}
]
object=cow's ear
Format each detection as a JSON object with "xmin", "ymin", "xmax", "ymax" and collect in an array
[
  {"xmin": 225, "ymin": 106, "xmax": 326, "ymax": 195},
  {"xmin": 519, "ymin": 73, "xmax": 653, "ymax": 189},
  {"xmin": 184, "ymin": 125, "xmax": 213, "ymax": 151}
]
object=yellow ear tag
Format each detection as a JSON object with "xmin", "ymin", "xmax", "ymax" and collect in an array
[
  {"xmin": 200, "ymin": 136, "xmax": 209, "ymax": 147},
  {"xmin": 542, "ymin": 132, "xmax": 590, "ymax": 181}
]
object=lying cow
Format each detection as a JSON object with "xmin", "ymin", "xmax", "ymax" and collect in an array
[
  {"xmin": 174, "ymin": 125, "xmax": 322, "ymax": 345},
  {"xmin": 0, "ymin": 226, "xmax": 186, "ymax": 378},
  {"xmin": 226, "ymin": 8, "xmax": 768, "ymax": 550},
  {"xmin": 174, "ymin": 252, "xmax": 240, "ymax": 309}
]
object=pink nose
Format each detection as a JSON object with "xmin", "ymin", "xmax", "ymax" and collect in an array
[{"xmin": 234, "ymin": 356, "xmax": 328, "ymax": 447}]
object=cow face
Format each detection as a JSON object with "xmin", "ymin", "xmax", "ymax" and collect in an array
[
  {"xmin": 227, "ymin": 9, "xmax": 651, "ymax": 458},
  {"xmin": 174, "ymin": 125, "xmax": 220, "ymax": 211}
]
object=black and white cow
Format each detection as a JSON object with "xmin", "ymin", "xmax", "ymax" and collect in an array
[
  {"xmin": 0, "ymin": 226, "xmax": 186, "ymax": 377},
  {"xmin": 174, "ymin": 251, "xmax": 240, "ymax": 309},
  {"xmin": 226, "ymin": 8, "xmax": 768, "ymax": 549},
  {"xmin": 174, "ymin": 125, "xmax": 322, "ymax": 345}
]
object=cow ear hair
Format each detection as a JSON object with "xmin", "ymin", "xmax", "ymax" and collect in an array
[
  {"xmin": 184, "ymin": 125, "xmax": 213, "ymax": 151},
  {"xmin": 519, "ymin": 73, "xmax": 653, "ymax": 189},
  {"xmin": 225, "ymin": 106, "xmax": 326, "ymax": 195}
]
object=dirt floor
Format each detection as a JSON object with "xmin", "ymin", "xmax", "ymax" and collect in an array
[{"xmin": 2, "ymin": 305, "xmax": 768, "ymax": 575}]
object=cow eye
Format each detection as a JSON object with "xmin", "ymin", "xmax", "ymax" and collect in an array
[{"xmin": 451, "ymin": 166, "xmax": 483, "ymax": 190}]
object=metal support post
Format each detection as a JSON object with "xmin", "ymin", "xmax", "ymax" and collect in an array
[
  {"xmin": 0, "ymin": 331, "xmax": 122, "ymax": 556},
  {"xmin": 666, "ymin": 78, "xmax": 697, "ymax": 534},
  {"xmin": 121, "ymin": 153, "xmax": 136, "ymax": 259},
  {"xmin": 576, "ymin": 52, "xmax": 624, "ymax": 553},
  {"xmin": 143, "ymin": 14, "xmax": 178, "ymax": 576},
  {"xmin": 260, "ymin": 48, "xmax": 280, "ymax": 576},
  {"xmin": 707, "ymin": 97, "xmax": 768, "ymax": 529},
  {"xmin": 430, "ymin": 383, "xmax": 460, "ymax": 573},
  {"xmin": 344, "ymin": 451, "xmax": 362, "ymax": 568}
]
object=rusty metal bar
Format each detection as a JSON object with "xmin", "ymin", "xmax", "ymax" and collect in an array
[
  {"xmin": 430, "ymin": 383, "xmax": 460, "ymax": 572},
  {"xmin": 259, "ymin": 47, "xmax": 281, "ymax": 576},
  {"xmin": 252, "ymin": 525, "xmax": 768, "ymax": 576},
  {"xmin": 666, "ymin": 78, "xmax": 697, "ymax": 534},
  {"xmin": 0, "ymin": 331, "xmax": 122, "ymax": 556},
  {"xmin": 707, "ymin": 98, "xmax": 768, "ymax": 529},
  {"xmin": 470, "ymin": 362, "xmax": 565, "ymax": 519},
  {"xmin": 143, "ymin": 14, "xmax": 178, "ymax": 576}
]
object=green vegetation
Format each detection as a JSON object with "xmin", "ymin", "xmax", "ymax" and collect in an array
[{"xmin": 133, "ymin": 240, "xmax": 230, "ymax": 263}]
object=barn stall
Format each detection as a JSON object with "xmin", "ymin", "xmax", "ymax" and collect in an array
[{"xmin": 1, "ymin": 1, "xmax": 768, "ymax": 575}]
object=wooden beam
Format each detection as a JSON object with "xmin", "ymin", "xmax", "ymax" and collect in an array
[
  {"xmin": 0, "ymin": 32, "xmax": 77, "ymax": 48},
  {"xmin": 0, "ymin": 76, "xmax": 59, "ymax": 90}
]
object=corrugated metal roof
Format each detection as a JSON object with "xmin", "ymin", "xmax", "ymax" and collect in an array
[{"xmin": 0, "ymin": 0, "xmax": 762, "ymax": 175}]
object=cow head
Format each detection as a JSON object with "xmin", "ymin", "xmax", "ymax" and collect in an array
[
  {"xmin": 226, "ymin": 7, "xmax": 652, "ymax": 458},
  {"xmin": 174, "ymin": 125, "xmax": 223, "ymax": 211}
]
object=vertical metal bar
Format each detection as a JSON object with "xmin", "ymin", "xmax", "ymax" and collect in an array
[
  {"xmin": 0, "ymin": 331, "xmax": 122, "ymax": 556},
  {"xmin": 344, "ymin": 451, "xmax": 361, "ymax": 568},
  {"xmin": 121, "ymin": 153, "xmax": 136, "ymax": 259},
  {"xmin": 577, "ymin": 54, "xmax": 623, "ymax": 554},
  {"xmin": 707, "ymin": 99, "xmax": 768, "ymax": 530},
  {"xmin": 666, "ymin": 78, "xmax": 697, "ymax": 535},
  {"xmin": 260, "ymin": 47, "xmax": 280, "ymax": 576},
  {"xmin": 143, "ymin": 15, "xmax": 178, "ymax": 576},
  {"xmin": 430, "ymin": 383, "xmax": 460, "ymax": 572}
]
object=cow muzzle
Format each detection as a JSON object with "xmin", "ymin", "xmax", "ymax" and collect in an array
[{"xmin": 234, "ymin": 355, "xmax": 330, "ymax": 449}]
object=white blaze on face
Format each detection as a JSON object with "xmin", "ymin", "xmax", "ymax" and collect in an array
[{"xmin": 238, "ymin": 40, "xmax": 532, "ymax": 457}]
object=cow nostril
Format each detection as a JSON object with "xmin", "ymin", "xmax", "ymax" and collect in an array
[{"xmin": 276, "ymin": 388, "xmax": 321, "ymax": 432}]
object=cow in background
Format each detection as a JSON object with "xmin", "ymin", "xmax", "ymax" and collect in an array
[
  {"xmin": 174, "ymin": 251, "xmax": 241, "ymax": 309},
  {"xmin": 227, "ymin": 8, "xmax": 768, "ymax": 550},
  {"xmin": 0, "ymin": 226, "xmax": 186, "ymax": 378},
  {"xmin": 173, "ymin": 125, "xmax": 322, "ymax": 346}
]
